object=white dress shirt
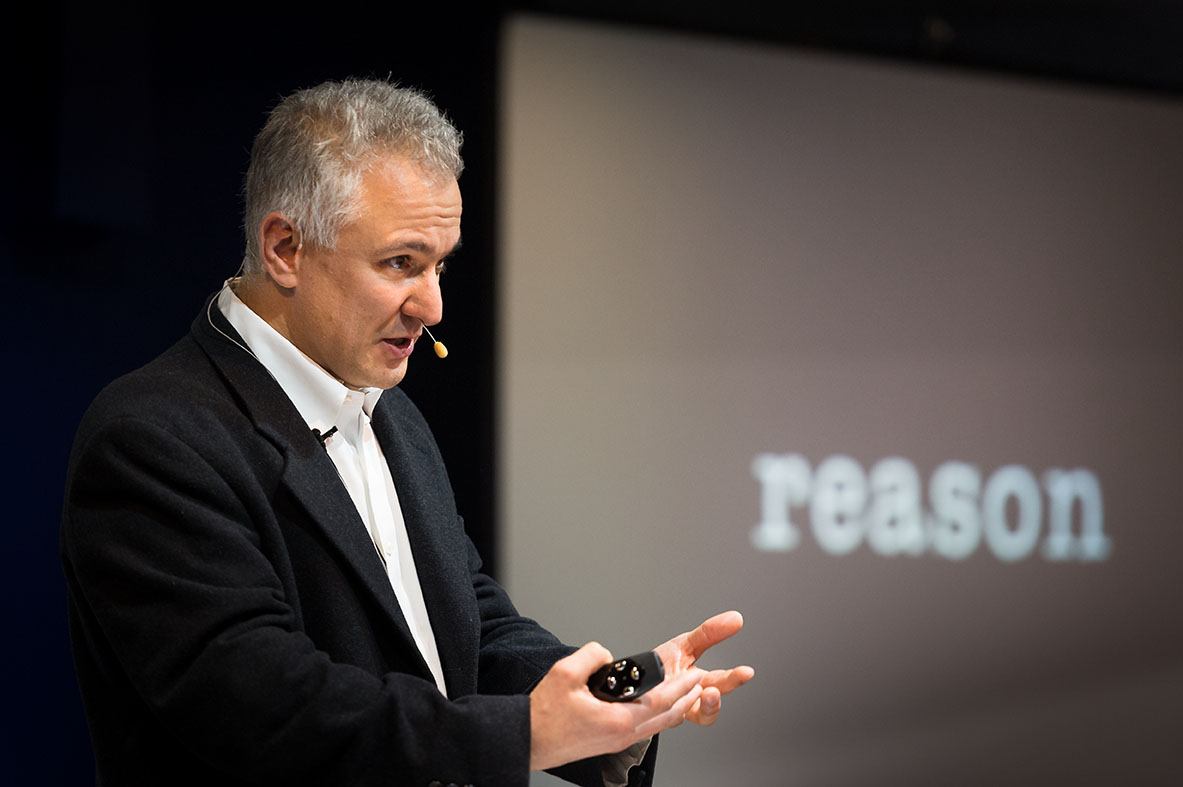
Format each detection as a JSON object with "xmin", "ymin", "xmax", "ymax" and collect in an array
[
  {"xmin": 216, "ymin": 281, "xmax": 448, "ymax": 696},
  {"xmin": 216, "ymin": 281, "xmax": 648, "ymax": 784}
]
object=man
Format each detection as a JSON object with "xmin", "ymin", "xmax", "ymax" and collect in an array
[{"xmin": 61, "ymin": 78, "xmax": 752, "ymax": 786}]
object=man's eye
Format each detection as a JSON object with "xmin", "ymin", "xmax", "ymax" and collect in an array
[
  {"xmin": 435, "ymin": 259, "xmax": 448, "ymax": 276},
  {"xmin": 385, "ymin": 256, "xmax": 410, "ymax": 270}
]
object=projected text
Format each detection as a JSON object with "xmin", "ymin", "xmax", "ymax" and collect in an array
[{"xmin": 751, "ymin": 454, "xmax": 1111, "ymax": 562}]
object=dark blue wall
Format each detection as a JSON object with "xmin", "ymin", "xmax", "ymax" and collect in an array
[{"xmin": 5, "ymin": 4, "xmax": 503, "ymax": 782}]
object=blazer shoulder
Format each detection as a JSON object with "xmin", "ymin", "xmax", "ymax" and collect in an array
[
  {"xmin": 68, "ymin": 331, "xmax": 272, "ymax": 484},
  {"xmin": 81, "ymin": 336, "xmax": 234, "ymax": 430}
]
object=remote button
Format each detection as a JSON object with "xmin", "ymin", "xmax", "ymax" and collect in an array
[{"xmin": 587, "ymin": 651, "xmax": 665, "ymax": 703}]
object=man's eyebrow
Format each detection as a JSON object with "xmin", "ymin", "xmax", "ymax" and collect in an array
[{"xmin": 377, "ymin": 236, "xmax": 463, "ymax": 258}]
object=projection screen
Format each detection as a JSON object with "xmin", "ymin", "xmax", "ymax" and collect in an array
[{"xmin": 498, "ymin": 14, "xmax": 1183, "ymax": 785}]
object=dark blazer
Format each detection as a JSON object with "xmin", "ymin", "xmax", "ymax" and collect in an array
[{"xmin": 61, "ymin": 296, "xmax": 656, "ymax": 787}]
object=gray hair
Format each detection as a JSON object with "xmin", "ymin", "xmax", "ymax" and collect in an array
[{"xmin": 242, "ymin": 78, "xmax": 464, "ymax": 274}]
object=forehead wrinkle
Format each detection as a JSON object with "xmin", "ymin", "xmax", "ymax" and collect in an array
[{"xmin": 375, "ymin": 233, "xmax": 462, "ymax": 258}]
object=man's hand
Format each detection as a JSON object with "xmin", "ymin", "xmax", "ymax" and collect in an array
[
  {"xmin": 529, "ymin": 641, "xmax": 704, "ymax": 771},
  {"xmin": 529, "ymin": 611, "xmax": 754, "ymax": 771},
  {"xmin": 653, "ymin": 610, "xmax": 754, "ymax": 727}
]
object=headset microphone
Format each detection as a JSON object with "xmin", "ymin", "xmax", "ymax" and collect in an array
[{"xmin": 422, "ymin": 325, "xmax": 448, "ymax": 358}]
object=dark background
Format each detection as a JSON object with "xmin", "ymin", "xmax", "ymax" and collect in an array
[{"xmin": 6, "ymin": 1, "xmax": 1180, "ymax": 782}]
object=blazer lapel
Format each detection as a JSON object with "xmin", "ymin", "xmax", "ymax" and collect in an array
[
  {"xmin": 188, "ymin": 295, "xmax": 431, "ymax": 679},
  {"xmin": 371, "ymin": 402, "xmax": 479, "ymax": 697}
]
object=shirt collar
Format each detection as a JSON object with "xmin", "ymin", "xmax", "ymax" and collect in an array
[{"xmin": 216, "ymin": 280, "xmax": 384, "ymax": 437}]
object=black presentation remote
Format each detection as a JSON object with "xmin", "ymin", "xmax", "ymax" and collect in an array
[{"xmin": 587, "ymin": 650, "xmax": 665, "ymax": 702}]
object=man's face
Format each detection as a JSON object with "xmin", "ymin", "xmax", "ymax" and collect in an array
[{"xmin": 285, "ymin": 156, "xmax": 462, "ymax": 389}]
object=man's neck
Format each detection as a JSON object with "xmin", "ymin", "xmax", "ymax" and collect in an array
[{"xmin": 232, "ymin": 274, "xmax": 293, "ymax": 346}]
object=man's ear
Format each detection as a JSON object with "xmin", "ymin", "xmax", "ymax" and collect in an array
[{"xmin": 258, "ymin": 213, "xmax": 302, "ymax": 288}]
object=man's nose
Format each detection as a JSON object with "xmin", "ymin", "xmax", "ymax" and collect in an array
[{"xmin": 406, "ymin": 271, "xmax": 444, "ymax": 327}]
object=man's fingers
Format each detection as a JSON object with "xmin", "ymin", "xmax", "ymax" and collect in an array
[
  {"xmin": 622, "ymin": 664, "xmax": 701, "ymax": 723},
  {"xmin": 681, "ymin": 610, "xmax": 744, "ymax": 661},
  {"xmin": 644, "ymin": 663, "xmax": 703, "ymax": 710},
  {"xmin": 688, "ymin": 686, "xmax": 723, "ymax": 726},
  {"xmin": 635, "ymin": 683, "xmax": 704, "ymax": 739},
  {"xmin": 628, "ymin": 664, "xmax": 709, "ymax": 737},
  {"xmin": 699, "ymin": 665, "xmax": 756, "ymax": 695},
  {"xmin": 553, "ymin": 642, "xmax": 614, "ymax": 685}
]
